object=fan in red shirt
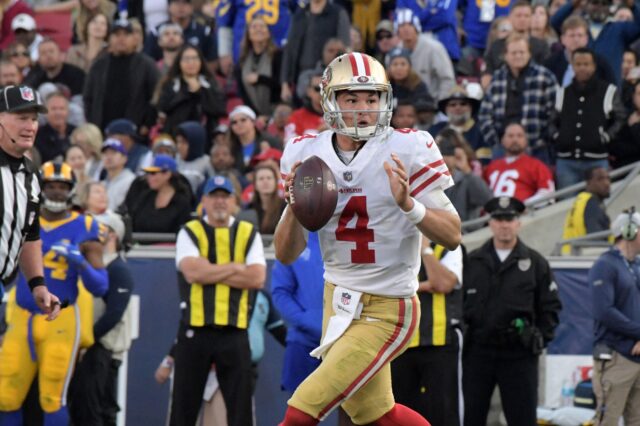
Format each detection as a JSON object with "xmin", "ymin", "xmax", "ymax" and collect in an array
[
  {"xmin": 284, "ymin": 73, "xmax": 326, "ymax": 142},
  {"xmin": 0, "ymin": 1, "xmax": 34, "ymax": 50},
  {"xmin": 484, "ymin": 122, "xmax": 555, "ymax": 204}
]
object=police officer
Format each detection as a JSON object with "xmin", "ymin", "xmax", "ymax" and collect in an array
[{"xmin": 463, "ymin": 196, "xmax": 562, "ymax": 426}]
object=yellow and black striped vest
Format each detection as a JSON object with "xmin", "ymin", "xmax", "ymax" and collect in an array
[
  {"xmin": 408, "ymin": 243, "xmax": 463, "ymax": 348},
  {"xmin": 178, "ymin": 219, "xmax": 256, "ymax": 328},
  {"xmin": 561, "ymin": 192, "xmax": 593, "ymax": 255}
]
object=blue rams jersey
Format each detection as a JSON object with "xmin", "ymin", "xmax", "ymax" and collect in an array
[
  {"xmin": 462, "ymin": 0, "xmax": 512, "ymax": 49},
  {"xmin": 16, "ymin": 212, "xmax": 102, "ymax": 313},
  {"xmin": 215, "ymin": 0, "xmax": 291, "ymax": 61}
]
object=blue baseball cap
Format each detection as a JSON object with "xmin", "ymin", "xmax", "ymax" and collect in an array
[
  {"xmin": 143, "ymin": 154, "xmax": 177, "ymax": 173},
  {"xmin": 101, "ymin": 138, "xmax": 128, "ymax": 155},
  {"xmin": 203, "ymin": 175, "xmax": 234, "ymax": 195},
  {"xmin": 105, "ymin": 118, "xmax": 137, "ymax": 137}
]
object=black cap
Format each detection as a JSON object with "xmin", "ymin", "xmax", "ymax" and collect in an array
[
  {"xmin": 0, "ymin": 85, "xmax": 47, "ymax": 114},
  {"xmin": 111, "ymin": 19, "xmax": 133, "ymax": 34},
  {"xmin": 438, "ymin": 137, "xmax": 455, "ymax": 156},
  {"xmin": 484, "ymin": 196, "xmax": 525, "ymax": 219}
]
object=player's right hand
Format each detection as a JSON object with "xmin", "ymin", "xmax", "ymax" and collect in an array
[
  {"xmin": 32, "ymin": 286, "xmax": 62, "ymax": 321},
  {"xmin": 283, "ymin": 161, "xmax": 302, "ymax": 205}
]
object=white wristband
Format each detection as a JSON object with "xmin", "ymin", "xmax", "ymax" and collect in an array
[{"xmin": 402, "ymin": 198, "xmax": 426, "ymax": 224}]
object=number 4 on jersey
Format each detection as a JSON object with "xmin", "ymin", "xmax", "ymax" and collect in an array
[{"xmin": 335, "ymin": 196, "xmax": 375, "ymax": 263}]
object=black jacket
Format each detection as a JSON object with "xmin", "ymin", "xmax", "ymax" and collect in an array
[
  {"xmin": 83, "ymin": 52, "xmax": 160, "ymax": 130},
  {"xmin": 156, "ymin": 76, "xmax": 226, "ymax": 138},
  {"xmin": 463, "ymin": 239, "xmax": 561, "ymax": 356},
  {"xmin": 550, "ymin": 76, "xmax": 626, "ymax": 160}
]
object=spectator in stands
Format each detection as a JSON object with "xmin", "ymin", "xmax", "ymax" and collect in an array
[
  {"xmin": 482, "ymin": 1, "xmax": 551, "ymax": 87},
  {"xmin": 430, "ymin": 85, "xmax": 491, "ymax": 165},
  {"xmin": 387, "ymin": 47, "xmax": 431, "ymax": 108},
  {"xmin": 479, "ymin": 33, "xmax": 557, "ymax": 163},
  {"xmin": 349, "ymin": 25, "xmax": 364, "ymax": 53},
  {"xmin": 0, "ymin": 0, "xmax": 33, "ymax": 50},
  {"xmin": 611, "ymin": 80, "xmax": 640, "ymax": 168},
  {"xmin": 78, "ymin": 181, "xmax": 109, "ymax": 215},
  {"xmin": 65, "ymin": 12, "xmax": 109, "ymax": 73},
  {"xmin": 65, "ymin": 145, "xmax": 91, "ymax": 186},
  {"xmin": 156, "ymin": 23, "xmax": 184, "ymax": 74},
  {"xmin": 391, "ymin": 100, "xmax": 418, "ymax": 129},
  {"xmin": 551, "ymin": 0, "xmax": 640, "ymax": 84},
  {"xmin": 71, "ymin": 123, "xmax": 104, "ymax": 181},
  {"xmin": 589, "ymin": 208, "xmax": 640, "ymax": 426},
  {"xmin": 463, "ymin": 196, "xmax": 561, "ymax": 426},
  {"xmin": 531, "ymin": 4, "xmax": 558, "ymax": 47},
  {"xmin": 11, "ymin": 14, "xmax": 43, "ymax": 62},
  {"xmin": 151, "ymin": 133, "xmax": 178, "ymax": 158},
  {"xmin": 84, "ymin": 19, "xmax": 160, "ymax": 131},
  {"xmin": 144, "ymin": 0, "xmax": 217, "ymax": 67},
  {"xmin": 487, "ymin": 17, "xmax": 513, "ymax": 50},
  {"xmin": 396, "ymin": 0, "xmax": 460, "ymax": 61},
  {"xmin": 246, "ymin": 163, "xmax": 286, "ymax": 235},
  {"xmin": 0, "ymin": 60, "xmax": 23, "ymax": 86},
  {"xmin": 25, "ymin": 39, "xmax": 85, "ymax": 97},
  {"xmin": 391, "ymin": 232, "xmax": 464, "ymax": 426},
  {"xmin": 373, "ymin": 20, "xmax": 398, "ymax": 65},
  {"xmin": 130, "ymin": 18, "xmax": 144, "ymax": 52},
  {"xmin": 271, "ymin": 232, "xmax": 325, "ymax": 394},
  {"xmin": 105, "ymin": 119, "xmax": 152, "ymax": 172},
  {"xmin": 175, "ymin": 121, "xmax": 210, "ymax": 193},
  {"xmin": 280, "ymin": 0, "xmax": 350, "ymax": 102},
  {"xmin": 415, "ymin": 97, "xmax": 439, "ymax": 131},
  {"xmin": 4, "ymin": 41, "xmax": 32, "ymax": 76},
  {"xmin": 395, "ymin": 8, "xmax": 455, "ymax": 101},
  {"xmin": 621, "ymin": 49, "xmax": 639, "ymax": 111},
  {"xmin": 266, "ymin": 103, "xmax": 293, "ymax": 145},
  {"xmin": 228, "ymin": 105, "xmax": 280, "ymax": 175},
  {"xmin": 439, "ymin": 130, "xmax": 493, "ymax": 224},
  {"xmin": 122, "ymin": 155, "xmax": 193, "ymax": 233},
  {"xmin": 100, "ymin": 138, "xmax": 136, "ymax": 211},
  {"xmin": 544, "ymin": 16, "xmax": 615, "ymax": 87},
  {"xmin": 236, "ymin": 16, "xmax": 284, "ymax": 120},
  {"xmin": 171, "ymin": 175, "xmax": 266, "ymax": 426},
  {"xmin": 284, "ymin": 73, "xmax": 325, "ymax": 142},
  {"xmin": 296, "ymin": 38, "xmax": 345, "ymax": 104},
  {"xmin": 483, "ymin": 122, "xmax": 556, "ymax": 204},
  {"xmin": 209, "ymin": 143, "xmax": 247, "ymax": 188},
  {"xmin": 69, "ymin": 211, "xmax": 133, "ymax": 426},
  {"xmin": 561, "ymin": 166, "xmax": 611, "ymax": 254},
  {"xmin": 550, "ymin": 48, "xmax": 624, "ymax": 189},
  {"xmin": 35, "ymin": 92, "xmax": 75, "ymax": 163},
  {"xmin": 74, "ymin": 0, "xmax": 116, "ymax": 45},
  {"xmin": 155, "ymin": 44, "xmax": 226, "ymax": 138}
]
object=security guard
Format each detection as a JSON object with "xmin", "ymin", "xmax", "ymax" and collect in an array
[
  {"xmin": 391, "ymin": 236, "xmax": 464, "ymax": 426},
  {"xmin": 171, "ymin": 175, "xmax": 266, "ymax": 426},
  {"xmin": 463, "ymin": 196, "xmax": 562, "ymax": 426}
]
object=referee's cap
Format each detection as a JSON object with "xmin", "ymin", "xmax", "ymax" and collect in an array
[
  {"xmin": 0, "ymin": 85, "xmax": 47, "ymax": 114},
  {"xmin": 485, "ymin": 196, "xmax": 525, "ymax": 219}
]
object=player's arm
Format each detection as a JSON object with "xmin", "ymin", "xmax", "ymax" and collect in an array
[
  {"xmin": 384, "ymin": 154, "xmax": 461, "ymax": 250},
  {"xmin": 20, "ymin": 239, "xmax": 62, "ymax": 320},
  {"xmin": 274, "ymin": 161, "xmax": 307, "ymax": 264},
  {"xmin": 77, "ymin": 240, "xmax": 108, "ymax": 297}
]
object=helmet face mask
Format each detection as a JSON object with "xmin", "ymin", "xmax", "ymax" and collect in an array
[
  {"xmin": 320, "ymin": 53, "xmax": 393, "ymax": 141},
  {"xmin": 40, "ymin": 162, "xmax": 75, "ymax": 213}
]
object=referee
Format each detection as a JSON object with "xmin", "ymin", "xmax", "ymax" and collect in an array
[{"xmin": 0, "ymin": 84, "xmax": 61, "ymax": 320}]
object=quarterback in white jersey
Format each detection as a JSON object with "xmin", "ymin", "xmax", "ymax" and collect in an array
[{"xmin": 274, "ymin": 52, "xmax": 461, "ymax": 426}]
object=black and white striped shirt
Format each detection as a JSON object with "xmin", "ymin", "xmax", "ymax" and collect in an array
[{"xmin": 0, "ymin": 148, "xmax": 41, "ymax": 285}]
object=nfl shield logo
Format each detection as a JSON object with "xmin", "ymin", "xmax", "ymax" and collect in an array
[
  {"xmin": 341, "ymin": 292, "xmax": 351, "ymax": 305},
  {"xmin": 20, "ymin": 87, "xmax": 34, "ymax": 102},
  {"xmin": 343, "ymin": 171, "xmax": 352, "ymax": 182}
]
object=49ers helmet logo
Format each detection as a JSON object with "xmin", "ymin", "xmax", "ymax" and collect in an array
[{"xmin": 357, "ymin": 76, "xmax": 369, "ymax": 83}]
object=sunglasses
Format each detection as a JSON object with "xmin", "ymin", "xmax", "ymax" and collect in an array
[
  {"xmin": 376, "ymin": 32, "xmax": 393, "ymax": 41},
  {"xmin": 10, "ymin": 51, "xmax": 29, "ymax": 58},
  {"xmin": 311, "ymin": 86, "xmax": 321, "ymax": 92},
  {"xmin": 230, "ymin": 117, "xmax": 249, "ymax": 125}
]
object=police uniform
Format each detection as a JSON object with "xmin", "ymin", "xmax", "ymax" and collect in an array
[
  {"xmin": 391, "ymin": 242, "xmax": 464, "ymax": 426},
  {"xmin": 462, "ymin": 197, "xmax": 562, "ymax": 426}
]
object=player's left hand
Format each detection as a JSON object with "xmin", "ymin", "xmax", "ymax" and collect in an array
[
  {"xmin": 384, "ymin": 153, "xmax": 412, "ymax": 211},
  {"xmin": 51, "ymin": 241, "xmax": 85, "ymax": 268}
]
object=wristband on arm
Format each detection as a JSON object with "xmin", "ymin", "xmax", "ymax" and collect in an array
[{"xmin": 28, "ymin": 276, "xmax": 46, "ymax": 292}]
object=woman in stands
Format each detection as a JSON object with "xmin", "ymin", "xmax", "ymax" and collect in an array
[
  {"xmin": 386, "ymin": 48, "xmax": 431, "ymax": 107},
  {"xmin": 154, "ymin": 44, "xmax": 226, "ymax": 138},
  {"xmin": 71, "ymin": 123, "xmax": 104, "ymax": 181},
  {"xmin": 235, "ymin": 15, "xmax": 284, "ymax": 120},
  {"xmin": 65, "ymin": 145, "xmax": 91, "ymax": 185},
  {"xmin": 78, "ymin": 181, "xmax": 109, "ymax": 215},
  {"xmin": 246, "ymin": 163, "xmax": 286, "ymax": 235},
  {"xmin": 66, "ymin": 12, "xmax": 109, "ymax": 72}
]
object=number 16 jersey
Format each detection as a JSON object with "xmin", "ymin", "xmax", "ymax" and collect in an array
[{"xmin": 280, "ymin": 128, "xmax": 454, "ymax": 298}]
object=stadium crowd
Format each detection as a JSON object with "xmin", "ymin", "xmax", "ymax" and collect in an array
[{"xmin": 1, "ymin": 0, "xmax": 640, "ymax": 424}]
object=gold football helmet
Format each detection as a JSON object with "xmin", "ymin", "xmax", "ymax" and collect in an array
[
  {"xmin": 41, "ymin": 161, "xmax": 75, "ymax": 212},
  {"xmin": 320, "ymin": 52, "xmax": 393, "ymax": 140}
]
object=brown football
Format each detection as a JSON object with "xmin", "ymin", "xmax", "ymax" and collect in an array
[{"xmin": 290, "ymin": 156, "xmax": 338, "ymax": 231}]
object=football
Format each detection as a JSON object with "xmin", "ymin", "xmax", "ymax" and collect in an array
[{"xmin": 290, "ymin": 156, "xmax": 338, "ymax": 231}]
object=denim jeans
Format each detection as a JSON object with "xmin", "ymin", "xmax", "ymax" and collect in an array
[{"xmin": 555, "ymin": 158, "xmax": 610, "ymax": 190}]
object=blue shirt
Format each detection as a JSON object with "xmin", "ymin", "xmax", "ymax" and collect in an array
[{"xmin": 590, "ymin": 248, "xmax": 640, "ymax": 362}]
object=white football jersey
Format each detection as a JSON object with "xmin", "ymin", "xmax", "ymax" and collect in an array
[{"xmin": 281, "ymin": 128, "xmax": 454, "ymax": 297}]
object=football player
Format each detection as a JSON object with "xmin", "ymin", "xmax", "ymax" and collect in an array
[
  {"xmin": 274, "ymin": 53, "xmax": 461, "ymax": 425},
  {"xmin": 0, "ymin": 162, "xmax": 108, "ymax": 426}
]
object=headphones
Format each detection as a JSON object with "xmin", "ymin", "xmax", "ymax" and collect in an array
[{"xmin": 621, "ymin": 206, "xmax": 639, "ymax": 241}]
